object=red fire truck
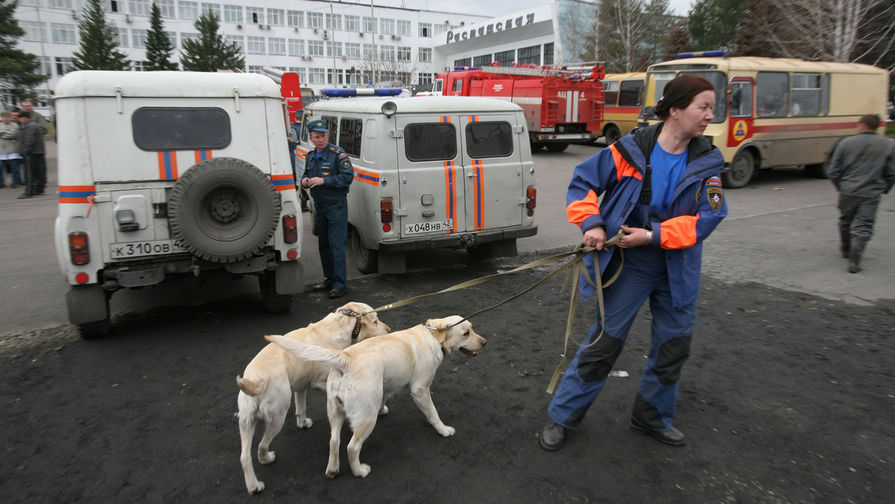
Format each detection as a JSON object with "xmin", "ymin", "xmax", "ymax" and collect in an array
[{"xmin": 434, "ymin": 64, "xmax": 606, "ymax": 152}]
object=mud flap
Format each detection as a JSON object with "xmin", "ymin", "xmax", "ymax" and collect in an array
[
  {"xmin": 66, "ymin": 284, "xmax": 109, "ymax": 325},
  {"xmin": 275, "ymin": 261, "xmax": 304, "ymax": 295}
]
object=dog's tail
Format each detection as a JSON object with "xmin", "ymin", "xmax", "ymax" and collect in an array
[
  {"xmin": 265, "ymin": 334, "xmax": 350, "ymax": 371},
  {"xmin": 236, "ymin": 375, "xmax": 267, "ymax": 396}
]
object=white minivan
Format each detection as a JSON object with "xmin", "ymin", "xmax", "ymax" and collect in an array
[
  {"xmin": 54, "ymin": 71, "xmax": 304, "ymax": 337},
  {"xmin": 296, "ymin": 96, "xmax": 538, "ymax": 273}
]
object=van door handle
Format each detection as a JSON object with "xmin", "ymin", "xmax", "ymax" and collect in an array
[{"xmin": 466, "ymin": 172, "xmax": 477, "ymax": 178}]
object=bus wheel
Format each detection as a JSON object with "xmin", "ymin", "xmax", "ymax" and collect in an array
[
  {"xmin": 723, "ymin": 150, "xmax": 755, "ymax": 189},
  {"xmin": 349, "ymin": 227, "xmax": 378, "ymax": 274},
  {"xmin": 545, "ymin": 143, "xmax": 569, "ymax": 153},
  {"xmin": 603, "ymin": 125, "xmax": 621, "ymax": 146}
]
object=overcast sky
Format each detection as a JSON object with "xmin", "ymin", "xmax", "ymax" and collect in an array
[{"xmin": 364, "ymin": 0, "xmax": 693, "ymax": 18}]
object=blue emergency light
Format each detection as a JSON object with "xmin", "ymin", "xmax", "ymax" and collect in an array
[
  {"xmin": 676, "ymin": 50, "xmax": 729, "ymax": 59},
  {"xmin": 321, "ymin": 88, "xmax": 403, "ymax": 97}
]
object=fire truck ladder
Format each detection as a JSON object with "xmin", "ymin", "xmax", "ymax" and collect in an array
[{"xmin": 477, "ymin": 64, "xmax": 603, "ymax": 79}]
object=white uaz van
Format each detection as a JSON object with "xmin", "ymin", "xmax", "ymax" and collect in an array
[
  {"xmin": 296, "ymin": 96, "xmax": 538, "ymax": 273},
  {"xmin": 54, "ymin": 71, "xmax": 304, "ymax": 337}
]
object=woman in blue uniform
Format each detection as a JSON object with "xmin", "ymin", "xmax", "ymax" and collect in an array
[{"xmin": 540, "ymin": 74, "xmax": 728, "ymax": 450}]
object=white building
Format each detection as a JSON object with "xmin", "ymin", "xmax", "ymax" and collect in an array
[{"xmin": 10, "ymin": 0, "xmax": 490, "ymax": 106}]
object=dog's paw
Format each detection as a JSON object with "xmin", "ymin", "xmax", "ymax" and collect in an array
[
  {"xmin": 259, "ymin": 450, "xmax": 276, "ymax": 465},
  {"xmin": 352, "ymin": 463, "xmax": 371, "ymax": 478},
  {"xmin": 437, "ymin": 425, "xmax": 456, "ymax": 437},
  {"xmin": 325, "ymin": 468, "xmax": 339, "ymax": 479},
  {"xmin": 246, "ymin": 481, "xmax": 265, "ymax": 494},
  {"xmin": 378, "ymin": 405, "xmax": 389, "ymax": 416},
  {"xmin": 297, "ymin": 417, "xmax": 313, "ymax": 429}
]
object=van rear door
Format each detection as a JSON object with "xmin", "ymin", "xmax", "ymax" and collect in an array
[{"xmin": 458, "ymin": 114, "xmax": 525, "ymax": 232}]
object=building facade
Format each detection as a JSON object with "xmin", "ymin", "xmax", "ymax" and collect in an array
[{"xmin": 10, "ymin": 0, "xmax": 490, "ymax": 107}]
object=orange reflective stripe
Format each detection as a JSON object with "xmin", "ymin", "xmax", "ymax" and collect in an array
[
  {"xmin": 609, "ymin": 144, "xmax": 642, "ymax": 181},
  {"xmin": 660, "ymin": 215, "xmax": 699, "ymax": 249},
  {"xmin": 566, "ymin": 189, "xmax": 600, "ymax": 226}
]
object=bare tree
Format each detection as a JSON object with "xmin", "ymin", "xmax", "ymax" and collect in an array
[
  {"xmin": 596, "ymin": 0, "xmax": 672, "ymax": 72},
  {"xmin": 765, "ymin": 0, "xmax": 895, "ymax": 69}
]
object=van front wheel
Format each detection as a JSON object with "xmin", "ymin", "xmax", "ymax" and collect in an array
[
  {"xmin": 722, "ymin": 150, "xmax": 755, "ymax": 189},
  {"xmin": 349, "ymin": 227, "xmax": 378, "ymax": 274}
]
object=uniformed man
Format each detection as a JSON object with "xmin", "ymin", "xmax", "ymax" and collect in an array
[{"xmin": 301, "ymin": 119, "xmax": 354, "ymax": 298}]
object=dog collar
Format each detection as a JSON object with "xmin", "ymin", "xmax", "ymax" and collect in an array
[{"xmin": 337, "ymin": 308, "xmax": 364, "ymax": 339}]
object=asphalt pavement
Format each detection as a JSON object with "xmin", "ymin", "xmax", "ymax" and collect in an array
[{"xmin": 0, "ymin": 142, "xmax": 892, "ymax": 335}]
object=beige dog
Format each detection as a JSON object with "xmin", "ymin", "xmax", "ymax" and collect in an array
[
  {"xmin": 237, "ymin": 302, "xmax": 390, "ymax": 494},
  {"xmin": 266, "ymin": 315, "xmax": 487, "ymax": 479}
]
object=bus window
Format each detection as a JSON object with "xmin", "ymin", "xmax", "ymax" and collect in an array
[
  {"xmin": 757, "ymin": 72, "xmax": 789, "ymax": 117},
  {"xmin": 618, "ymin": 80, "xmax": 643, "ymax": 107},
  {"xmin": 651, "ymin": 72, "xmax": 676, "ymax": 107},
  {"xmin": 791, "ymin": 73, "xmax": 822, "ymax": 116},
  {"xmin": 730, "ymin": 81, "xmax": 752, "ymax": 118},
  {"xmin": 603, "ymin": 80, "xmax": 620, "ymax": 107}
]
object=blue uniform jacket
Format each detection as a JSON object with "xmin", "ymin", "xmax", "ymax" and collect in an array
[
  {"xmin": 567, "ymin": 123, "xmax": 728, "ymax": 309},
  {"xmin": 304, "ymin": 143, "xmax": 354, "ymax": 205}
]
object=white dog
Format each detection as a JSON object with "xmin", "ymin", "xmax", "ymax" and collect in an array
[
  {"xmin": 266, "ymin": 315, "xmax": 487, "ymax": 479},
  {"xmin": 236, "ymin": 302, "xmax": 390, "ymax": 494}
]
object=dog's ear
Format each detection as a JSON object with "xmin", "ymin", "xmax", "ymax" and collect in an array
[{"xmin": 263, "ymin": 334, "xmax": 280, "ymax": 342}]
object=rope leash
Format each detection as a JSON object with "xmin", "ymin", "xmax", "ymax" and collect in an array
[{"xmin": 355, "ymin": 231, "xmax": 625, "ymax": 394}]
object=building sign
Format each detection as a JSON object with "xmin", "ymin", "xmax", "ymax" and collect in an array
[{"xmin": 446, "ymin": 13, "xmax": 536, "ymax": 43}]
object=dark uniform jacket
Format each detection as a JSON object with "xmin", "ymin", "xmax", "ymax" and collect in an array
[
  {"xmin": 304, "ymin": 143, "xmax": 354, "ymax": 204},
  {"xmin": 18, "ymin": 121, "xmax": 45, "ymax": 156},
  {"xmin": 828, "ymin": 131, "xmax": 895, "ymax": 198}
]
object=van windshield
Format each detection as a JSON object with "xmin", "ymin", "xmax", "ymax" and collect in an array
[{"xmin": 641, "ymin": 71, "xmax": 726, "ymax": 123}]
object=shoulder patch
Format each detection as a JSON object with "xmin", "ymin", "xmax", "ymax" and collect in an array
[
  {"xmin": 707, "ymin": 186, "xmax": 724, "ymax": 211},
  {"xmin": 706, "ymin": 175, "xmax": 723, "ymax": 187},
  {"xmin": 338, "ymin": 152, "xmax": 348, "ymax": 160},
  {"xmin": 340, "ymin": 157, "xmax": 352, "ymax": 170}
]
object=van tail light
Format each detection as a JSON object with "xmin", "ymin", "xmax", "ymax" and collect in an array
[
  {"xmin": 526, "ymin": 186, "xmax": 537, "ymax": 216},
  {"xmin": 282, "ymin": 214, "xmax": 298, "ymax": 244},
  {"xmin": 69, "ymin": 232, "xmax": 90, "ymax": 265},
  {"xmin": 380, "ymin": 199, "xmax": 393, "ymax": 232}
]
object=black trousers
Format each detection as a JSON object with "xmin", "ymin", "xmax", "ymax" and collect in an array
[{"xmin": 23, "ymin": 154, "xmax": 46, "ymax": 195}]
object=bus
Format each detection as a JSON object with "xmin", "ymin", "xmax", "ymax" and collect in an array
[
  {"xmin": 600, "ymin": 72, "xmax": 644, "ymax": 145},
  {"xmin": 638, "ymin": 53, "xmax": 889, "ymax": 188}
]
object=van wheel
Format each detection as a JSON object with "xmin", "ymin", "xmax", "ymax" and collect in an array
[
  {"xmin": 722, "ymin": 150, "xmax": 755, "ymax": 189},
  {"xmin": 168, "ymin": 158, "xmax": 281, "ymax": 263},
  {"xmin": 259, "ymin": 273, "xmax": 294, "ymax": 313},
  {"xmin": 546, "ymin": 143, "xmax": 569, "ymax": 153},
  {"xmin": 602, "ymin": 125, "xmax": 621, "ymax": 146},
  {"xmin": 349, "ymin": 227, "xmax": 378, "ymax": 274},
  {"xmin": 78, "ymin": 319, "xmax": 111, "ymax": 339},
  {"xmin": 804, "ymin": 163, "xmax": 827, "ymax": 179}
]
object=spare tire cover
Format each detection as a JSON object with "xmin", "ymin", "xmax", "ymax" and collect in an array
[{"xmin": 168, "ymin": 157, "xmax": 281, "ymax": 263}]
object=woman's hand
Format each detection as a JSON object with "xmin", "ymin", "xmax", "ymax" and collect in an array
[
  {"xmin": 617, "ymin": 225, "xmax": 652, "ymax": 248},
  {"xmin": 582, "ymin": 226, "xmax": 607, "ymax": 250}
]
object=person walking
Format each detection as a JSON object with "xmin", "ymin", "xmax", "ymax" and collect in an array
[
  {"xmin": 827, "ymin": 114, "xmax": 895, "ymax": 273},
  {"xmin": 300, "ymin": 119, "xmax": 354, "ymax": 299},
  {"xmin": 539, "ymin": 74, "xmax": 728, "ymax": 450},
  {"xmin": 0, "ymin": 111, "xmax": 22, "ymax": 188},
  {"xmin": 16, "ymin": 111, "xmax": 46, "ymax": 199}
]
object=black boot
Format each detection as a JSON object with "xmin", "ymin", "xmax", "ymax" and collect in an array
[{"xmin": 848, "ymin": 238, "xmax": 867, "ymax": 273}]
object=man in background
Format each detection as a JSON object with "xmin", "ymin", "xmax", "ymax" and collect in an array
[{"xmin": 16, "ymin": 111, "xmax": 46, "ymax": 199}]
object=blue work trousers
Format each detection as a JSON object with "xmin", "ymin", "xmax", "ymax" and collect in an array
[
  {"xmin": 548, "ymin": 245, "xmax": 697, "ymax": 432},
  {"xmin": 315, "ymin": 198, "xmax": 348, "ymax": 290}
]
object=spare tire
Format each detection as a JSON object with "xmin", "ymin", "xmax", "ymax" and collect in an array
[{"xmin": 168, "ymin": 157, "xmax": 280, "ymax": 263}]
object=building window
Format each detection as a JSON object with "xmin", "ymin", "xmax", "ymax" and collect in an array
[
  {"xmin": 379, "ymin": 45, "xmax": 394, "ymax": 61},
  {"xmin": 418, "ymin": 47, "xmax": 432, "ymax": 63},
  {"xmin": 397, "ymin": 19, "xmax": 411, "ymax": 37},
  {"xmin": 39, "ymin": 56, "xmax": 52, "ymax": 76},
  {"xmin": 223, "ymin": 4, "xmax": 242, "ymax": 23},
  {"xmin": 247, "ymin": 36, "xmax": 265, "ymax": 54},
  {"xmin": 434, "ymin": 23, "xmax": 447, "ymax": 35},
  {"xmin": 118, "ymin": 27, "xmax": 129, "ymax": 47},
  {"xmin": 51, "ymin": 23, "xmax": 77, "ymax": 44},
  {"xmin": 517, "ymin": 45, "xmax": 540, "ymax": 65},
  {"xmin": 54, "ymin": 56, "xmax": 73, "ymax": 76},
  {"xmin": 494, "ymin": 49, "xmax": 514, "ymax": 67},
  {"xmin": 267, "ymin": 8, "xmax": 284, "ymax": 26},
  {"xmin": 473, "ymin": 54, "xmax": 491, "ymax": 67},
  {"xmin": 397, "ymin": 46, "xmax": 411, "ymax": 62},
  {"xmin": 419, "ymin": 22, "xmax": 431, "ymax": 38},
  {"xmin": 380, "ymin": 18, "xmax": 394, "ymax": 35},
  {"xmin": 326, "ymin": 41, "xmax": 342, "ymax": 57},
  {"xmin": 201, "ymin": 3, "xmax": 221, "ymax": 18},
  {"xmin": 308, "ymin": 12, "xmax": 323, "ymax": 29},
  {"xmin": 326, "ymin": 13, "xmax": 341, "ymax": 31},
  {"xmin": 327, "ymin": 68, "xmax": 343, "ymax": 85},
  {"xmin": 454, "ymin": 57, "xmax": 471, "ymax": 67},
  {"xmin": 166, "ymin": 31, "xmax": 177, "ymax": 48},
  {"xmin": 181, "ymin": 32, "xmax": 199, "ymax": 44},
  {"xmin": 308, "ymin": 68, "xmax": 325, "ymax": 84},
  {"xmin": 308, "ymin": 40, "xmax": 324, "ymax": 56},
  {"xmin": 345, "ymin": 15, "xmax": 360, "ymax": 32},
  {"xmin": 345, "ymin": 42, "xmax": 360, "ymax": 59},
  {"xmin": 544, "ymin": 43, "xmax": 554, "ymax": 65},
  {"xmin": 47, "ymin": 0, "xmax": 73, "ymax": 8},
  {"xmin": 132, "ymin": 60, "xmax": 147, "ymax": 71},
  {"xmin": 157, "ymin": 0, "xmax": 175, "ymax": 18},
  {"xmin": 268, "ymin": 37, "xmax": 286, "ymax": 56},
  {"xmin": 20, "ymin": 21, "xmax": 46, "ymax": 42},
  {"xmin": 247, "ymin": 65, "xmax": 263, "ymax": 73},
  {"xmin": 363, "ymin": 43, "xmax": 373, "ymax": 58},
  {"xmin": 288, "ymin": 39, "xmax": 304, "ymax": 56},
  {"xmin": 287, "ymin": 10, "xmax": 304, "ymax": 28},
  {"xmin": 363, "ymin": 16, "xmax": 375, "ymax": 33},
  {"xmin": 130, "ymin": 0, "xmax": 149, "ymax": 16},
  {"xmin": 179, "ymin": 1, "xmax": 199, "ymax": 21},
  {"xmin": 247, "ymin": 7, "xmax": 264, "ymax": 24},
  {"xmin": 417, "ymin": 72, "xmax": 433, "ymax": 85},
  {"xmin": 132, "ymin": 28, "xmax": 148, "ymax": 48},
  {"xmin": 225, "ymin": 34, "xmax": 244, "ymax": 51}
]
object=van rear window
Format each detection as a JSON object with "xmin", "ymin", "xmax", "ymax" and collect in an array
[
  {"xmin": 404, "ymin": 123, "xmax": 456, "ymax": 161},
  {"xmin": 132, "ymin": 107, "xmax": 231, "ymax": 151},
  {"xmin": 466, "ymin": 122, "xmax": 513, "ymax": 158}
]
